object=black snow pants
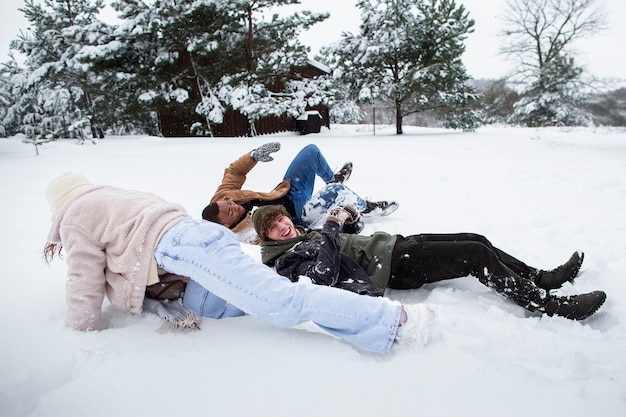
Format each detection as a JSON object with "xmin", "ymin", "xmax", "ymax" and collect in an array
[{"xmin": 387, "ymin": 233, "xmax": 547, "ymax": 311}]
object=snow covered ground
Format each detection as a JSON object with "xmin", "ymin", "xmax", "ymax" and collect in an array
[{"xmin": 1, "ymin": 124, "xmax": 625, "ymax": 416}]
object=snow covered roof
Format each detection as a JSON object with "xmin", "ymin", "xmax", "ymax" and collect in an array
[
  {"xmin": 296, "ymin": 110, "xmax": 322, "ymax": 120},
  {"xmin": 307, "ymin": 58, "xmax": 331, "ymax": 75}
]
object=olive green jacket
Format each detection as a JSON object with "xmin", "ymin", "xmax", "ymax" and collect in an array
[{"xmin": 259, "ymin": 226, "xmax": 397, "ymax": 288}]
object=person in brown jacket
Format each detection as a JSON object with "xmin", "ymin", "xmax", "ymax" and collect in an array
[{"xmin": 201, "ymin": 143, "xmax": 398, "ymax": 243}]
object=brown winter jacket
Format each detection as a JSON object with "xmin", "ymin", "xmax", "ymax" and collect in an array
[
  {"xmin": 46, "ymin": 173, "xmax": 188, "ymax": 331},
  {"xmin": 210, "ymin": 150, "xmax": 291, "ymax": 235}
]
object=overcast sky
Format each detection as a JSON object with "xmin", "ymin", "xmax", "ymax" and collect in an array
[{"xmin": 1, "ymin": 0, "xmax": 624, "ymax": 80}]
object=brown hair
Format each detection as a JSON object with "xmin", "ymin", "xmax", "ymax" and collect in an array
[
  {"xmin": 43, "ymin": 242, "xmax": 63, "ymax": 264},
  {"xmin": 253, "ymin": 205, "xmax": 291, "ymax": 241}
]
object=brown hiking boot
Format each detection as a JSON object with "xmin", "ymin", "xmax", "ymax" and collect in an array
[
  {"xmin": 328, "ymin": 162, "xmax": 352, "ymax": 184},
  {"xmin": 361, "ymin": 200, "xmax": 399, "ymax": 217}
]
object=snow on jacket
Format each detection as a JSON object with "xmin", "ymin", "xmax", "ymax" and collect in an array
[
  {"xmin": 209, "ymin": 150, "xmax": 291, "ymax": 235},
  {"xmin": 46, "ymin": 174, "xmax": 187, "ymax": 331},
  {"xmin": 272, "ymin": 223, "xmax": 385, "ymax": 297},
  {"xmin": 259, "ymin": 226, "xmax": 398, "ymax": 288}
]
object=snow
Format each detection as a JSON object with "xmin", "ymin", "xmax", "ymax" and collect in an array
[{"xmin": 1, "ymin": 124, "xmax": 625, "ymax": 416}]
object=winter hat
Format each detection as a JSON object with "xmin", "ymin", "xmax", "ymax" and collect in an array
[
  {"xmin": 251, "ymin": 205, "xmax": 290, "ymax": 241},
  {"xmin": 46, "ymin": 172, "xmax": 95, "ymax": 220}
]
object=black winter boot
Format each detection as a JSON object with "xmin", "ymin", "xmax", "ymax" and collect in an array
[
  {"xmin": 534, "ymin": 252, "xmax": 584, "ymax": 290},
  {"xmin": 542, "ymin": 290, "xmax": 606, "ymax": 320}
]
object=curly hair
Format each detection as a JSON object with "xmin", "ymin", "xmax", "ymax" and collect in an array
[{"xmin": 255, "ymin": 205, "xmax": 291, "ymax": 241}]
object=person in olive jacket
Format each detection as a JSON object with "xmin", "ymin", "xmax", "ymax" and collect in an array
[
  {"xmin": 252, "ymin": 205, "xmax": 606, "ymax": 321},
  {"xmin": 259, "ymin": 204, "xmax": 385, "ymax": 298}
]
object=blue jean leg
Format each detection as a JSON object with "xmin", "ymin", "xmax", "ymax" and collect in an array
[
  {"xmin": 182, "ymin": 278, "xmax": 246, "ymax": 318},
  {"xmin": 283, "ymin": 144, "xmax": 335, "ymax": 224},
  {"xmin": 154, "ymin": 218, "xmax": 401, "ymax": 354},
  {"xmin": 301, "ymin": 183, "xmax": 367, "ymax": 228}
]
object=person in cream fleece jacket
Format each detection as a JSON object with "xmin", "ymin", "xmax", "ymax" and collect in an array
[{"xmin": 43, "ymin": 173, "xmax": 434, "ymax": 354}]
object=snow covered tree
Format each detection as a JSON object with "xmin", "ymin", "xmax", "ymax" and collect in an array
[
  {"xmin": 322, "ymin": 0, "xmax": 481, "ymax": 134},
  {"xmin": 83, "ymin": 0, "xmax": 205, "ymax": 135},
  {"xmin": 473, "ymin": 78, "xmax": 520, "ymax": 124},
  {"xmin": 94, "ymin": 0, "xmax": 331, "ymax": 136},
  {"xmin": 195, "ymin": 0, "xmax": 332, "ymax": 135},
  {"xmin": 7, "ymin": 0, "xmax": 109, "ymax": 141},
  {"xmin": 328, "ymin": 83, "xmax": 365, "ymax": 124},
  {"xmin": 500, "ymin": 0, "xmax": 607, "ymax": 126},
  {"xmin": 509, "ymin": 54, "xmax": 591, "ymax": 126},
  {"xmin": 0, "ymin": 58, "xmax": 23, "ymax": 137}
]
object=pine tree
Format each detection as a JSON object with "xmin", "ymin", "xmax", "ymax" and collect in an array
[
  {"xmin": 202, "ymin": 1, "xmax": 332, "ymax": 135},
  {"xmin": 98, "ymin": 0, "xmax": 331, "ymax": 136},
  {"xmin": 322, "ymin": 0, "xmax": 481, "ymax": 134},
  {"xmin": 500, "ymin": 0, "xmax": 607, "ymax": 126},
  {"xmin": 8, "ymin": 0, "xmax": 108, "ymax": 142},
  {"xmin": 509, "ymin": 54, "xmax": 591, "ymax": 127},
  {"xmin": 0, "ymin": 58, "xmax": 23, "ymax": 138},
  {"xmin": 91, "ymin": 0, "xmax": 210, "ymax": 135}
]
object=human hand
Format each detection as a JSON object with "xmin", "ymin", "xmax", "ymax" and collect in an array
[
  {"xmin": 342, "ymin": 205, "xmax": 361, "ymax": 224},
  {"xmin": 326, "ymin": 207, "xmax": 352, "ymax": 228},
  {"xmin": 251, "ymin": 142, "xmax": 281, "ymax": 162}
]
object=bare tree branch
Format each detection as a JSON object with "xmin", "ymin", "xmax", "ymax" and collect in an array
[{"xmin": 499, "ymin": 0, "xmax": 608, "ymax": 79}]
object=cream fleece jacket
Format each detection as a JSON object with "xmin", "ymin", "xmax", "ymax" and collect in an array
[{"xmin": 46, "ymin": 173, "xmax": 188, "ymax": 331}]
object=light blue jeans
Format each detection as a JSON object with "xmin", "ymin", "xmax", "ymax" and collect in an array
[
  {"xmin": 284, "ymin": 144, "xmax": 365, "ymax": 225},
  {"xmin": 302, "ymin": 184, "xmax": 367, "ymax": 229},
  {"xmin": 154, "ymin": 218, "xmax": 401, "ymax": 354}
]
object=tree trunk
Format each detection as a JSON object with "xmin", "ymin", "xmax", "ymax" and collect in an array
[
  {"xmin": 395, "ymin": 100, "xmax": 403, "ymax": 134},
  {"xmin": 246, "ymin": 6, "xmax": 254, "ymax": 72}
]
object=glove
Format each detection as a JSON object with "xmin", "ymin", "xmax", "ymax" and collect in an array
[
  {"xmin": 142, "ymin": 298, "xmax": 201, "ymax": 332},
  {"xmin": 251, "ymin": 142, "xmax": 281, "ymax": 162},
  {"xmin": 342, "ymin": 205, "xmax": 361, "ymax": 224},
  {"xmin": 326, "ymin": 207, "xmax": 352, "ymax": 228},
  {"xmin": 342, "ymin": 218, "xmax": 365, "ymax": 235}
]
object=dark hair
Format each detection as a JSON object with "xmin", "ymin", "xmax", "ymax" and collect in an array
[{"xmin": 201, "ymin": 202, "xmax": 220, "ymax": 223}]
